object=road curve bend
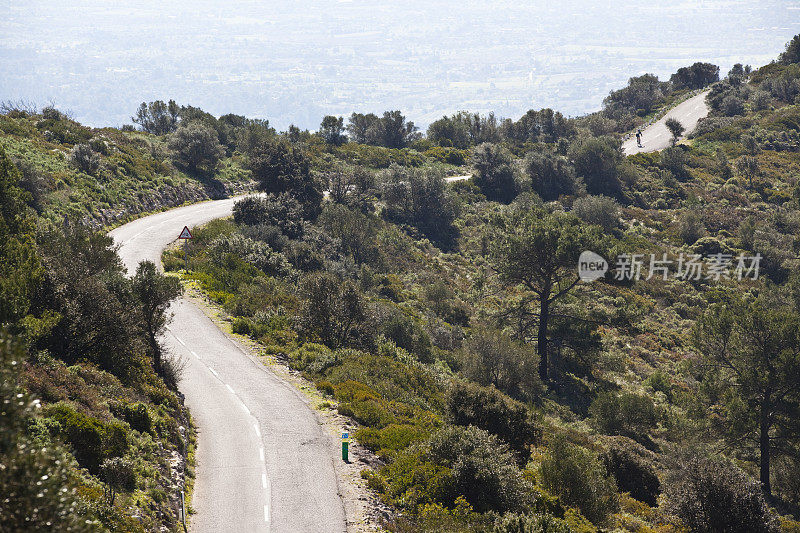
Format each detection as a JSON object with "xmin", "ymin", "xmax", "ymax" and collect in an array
[
  {"xmin": 623, "ymin": 90, "xmax": 710, "ymax": 155},
  {"xmin": 110, "ymin": 199, "xmax": 347, "ymax": 533}
]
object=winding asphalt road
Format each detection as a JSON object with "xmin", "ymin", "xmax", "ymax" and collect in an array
[
  {"xmin": 622, "ymin": 90, "xmax": 710, "ymax": 155},
  {"xmin": 110, "ymin": 200, "xmax": 347, "ymax": 533}
]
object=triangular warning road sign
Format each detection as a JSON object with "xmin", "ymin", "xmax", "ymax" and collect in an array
[{"xmin": 178, "ymin": 226, "xmax": 193, "ymax": 239}]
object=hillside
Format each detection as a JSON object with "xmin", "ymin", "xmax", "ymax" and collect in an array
[
  {"xmin": 162, "ymin": 40, "xmax": 800, "ymax": 532},
  {"xmin": 3, "ymin": 35, "xmax": 800, "ymax": 533},
  {"xmin": 0, "ymin": 107, "xmax": 256, "ymax": 228}
]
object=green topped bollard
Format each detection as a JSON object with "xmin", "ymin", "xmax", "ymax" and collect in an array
[{"xmin": 342, "ymin": 432, "xmax": 349, "ymax": 463}]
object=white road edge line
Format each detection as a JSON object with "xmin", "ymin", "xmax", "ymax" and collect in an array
[
  {"xmin": 259, "ymin": 447, "xmax": 265, "ymax": 462},
  {"xmin": 264, "ymin": 474, "xmax": 271, "ymax": 523},
  {"xmin": 175, "ymin": 336, "xmax": 186, "ymax": 347},
  {"xmin": 254, "ymin": 424, "xmax": 261, "ymax": 437},
  {"xmin": 209, "ymin": 368, "xmax": 219, "ymax": 378},
  {"xmin": 225, "ymin": 383, "xmax": 235, "ymax": 394}
]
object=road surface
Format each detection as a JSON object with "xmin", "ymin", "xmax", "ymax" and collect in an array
[
  {"xmin": 622, "ymin": 90, "xmax": 710, "ymax": 155},
  {"xmin": 110, "ymin": 200, "xmax": 347, "ymax": 533}
]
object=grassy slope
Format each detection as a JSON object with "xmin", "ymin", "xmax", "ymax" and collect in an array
[{"xmin": 0, "ymin": 111, "xmax": 255, "ymax": 229}]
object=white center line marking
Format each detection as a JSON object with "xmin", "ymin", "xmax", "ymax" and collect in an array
[
  {"xmin": 259, "ymin": 447, "xmax": 265, "ymax": 462},
  {"xmin": 262, "ymin": 473, "xmax": 267, "ymax": 488},
  {"xmin": 225, "ymin": 384, "xmax": 234, "ymax": 394},
  {"xmin": 190, "ymin": 350, "xmax": 198, "ymax": 358},
  {"xmin": 209, "ymin": 368, "xmax": 219, "ymax": 378},
  {"xmin": 264, "ymin": 504, "xmax": 270, "ymax": 522},
  {"xmin": 254, "ymin": 424, "xmax": 261, "ymax": 437}
]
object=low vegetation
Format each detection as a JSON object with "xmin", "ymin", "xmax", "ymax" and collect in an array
[
  {"xmin": 159, "ymin": 38, "xmax": 800, "ymax": 532},
  {"xmin": 0, "ymin": 147, "xmax": 192, "ymax": 531},
  {"xmin": 6, "ymin": 34, "xmax": 800, "ymax": 533}
]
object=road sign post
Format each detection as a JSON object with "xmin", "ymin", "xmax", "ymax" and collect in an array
[
  {"xmin": 178, "ymin": 226, "xmax": 193, "ymax": 270},
  {"xmin": 342, "ymin": 432, "xmax": 349, "ymax": 463}
]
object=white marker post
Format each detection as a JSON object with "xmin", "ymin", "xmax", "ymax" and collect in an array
[{"xmin": 178, "ymin": 226, "xmax": 193, "ymax": 270}]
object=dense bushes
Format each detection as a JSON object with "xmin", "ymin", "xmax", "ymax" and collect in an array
[
  {"xmin": 671, "ymin": 62, "xmax": 720, "ymax": 90},
  {"xmin": 568, "ymin": 136, "xmax": 625, "ymax": 197},
  {"xmin": 459, "ymin": 327, "xmax": 541, "ymax": 403},
  {"xmin": 0, "ymin": 335, "xmax": 94, "ymax": 532},
  {"xmin": 334, "ymin": 142, "xmax": 427, "ymax": 168},
  {"xmin": 524, "ymin": 150, "xmax": 582, "ymax": 201},
  {"xmin": 167, "ymin": 122, "xmax": 225, "ymax": 172},
  {"xmin": 603, "ymin": 74, "xmax": 669, "ymax": 118},
  {"xmin": 571, "ymin": 195, "xmax": 619, "ymax": 232},
  {"xmin": 601, "ymin": 437, "xmax": 660, "ymax": 505},
  {"xmin": 69, "ymin": 143, "xmax": 101, "ymax": 175},
  {"xmin": 446, "ymin": 381, "xmax": 538, "ymax": 457},
  {"xmin": 471, "ymin": 143, "xmax": 519, "ymax": 203},
  {"xmin": 539, "ymin": 436, "xmax": 619, "ymax": 524},
  {"xmin": 233, "ymin": 194, "xmax": 307, "ymax": 238},
  {"xmin": 43, "ymin": 402, "xmax": 128, "ymax": 474},
  {"xmin": 380, "ymin": 165, "xmax": 458, "ymax": 249},
  {"xmin": 209, "ymin": 233, "xmax": 291, "ymax": 277},
  {"xmin": 112, "ymin": 401, "xmax": 152, "ymax": 434},
  {"xmin": 424, "ymin": 146, "xmax": 468, "ymax": 166},
  {"xmin": 296, "ymin": 272, "xmax": 368, "ymax": 348},
  {"xmin": 589, "ymin": 391, "xmax": 659, "ymax": 441},
  {"xmin": 247, "ymin": 138, "xmax": 322, "ymax": 219},
  {"xmin": 101, "ymin": 456, "xmax": 137, "ymax": 505},
  {"xmin": 663, "ymin": 453, "xmax": 777, "ymax": 533},
  {"xmin": 385, "ymin": 425, "xmax": 533, "ymax": 513},
  {"xmin": 492, "ymin": 513, "xmax": 573, "ymax": 533}
]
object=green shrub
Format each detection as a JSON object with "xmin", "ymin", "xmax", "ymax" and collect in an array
[
  {"xmin": 424, "ymin": 146, "xmax": 468, "ymax": 166},
  {"xmin": 232, "ymin": 194, "xmax": 307, "ymax": 238},
  {"xmin": 315, "ymin": 380, "xmax": 335, "ymax": 396},
  {"xmin": 167, "ymin": 122, "xmax": 224, "ymax": 172},
  {"xmin": 493, "ymin": 513, "xmax": 573, "ymax": 533},
  {"xmin": 660, "ymin": 146, "xmax": 687, "ymax": 180},
  {"xmin": 355, "ymin": 423, "xmax": 430, "ymax": 457},
  {"xmin": 677, "ymin": 210, "xmax": 706, "ymax": 245},
  {"xmin": 382, "ymin": 425, "xmax": 532, "ymax": 514},
  {"xmin": 601, "ymin": 437, "xmax": 660, "ymax": 505},
  {"xmin": 296, "ymin": 272, "xmax": 368, "ymax": 348},
  {"xmin": 69, "ymin": 143, "xmax": 100, "ymax": 175},
  {"xmin": 380, "ymin": 312, "xmax": 433, "ymax": 364},
  {"xmin": 572, "ymin": 195, "xmax": 620, "ymax": 232},
  {"xmin": 43, "ymin": 402, "xmax": 128, "ymax": 474},
  {"xmin": 663, "ymin": 453, "xmax": 777, "ymax": 533},
  {"xmin": 101, "ymin": 456, "xmax": 137, "ymax": 504},
  {"xmin": 338, "ymin": 398, "xmax": 395, "ymax": 428},
  {"xmin": 644, "ymin": 370, "xmax": 672, "ymax": 401},
  {"xmin": 426, "ymin": 425, "xmax": 533, "ymax": 513},
  {"xmin": 335, "ymin": 143, "xmax": 426, "ymax": 168},
  {"xmin": 539, "ymin": 435, "xmax": 619, "ymax": 525},
  {"xmin": 114, "ymin": 402, "xmax": 152, "ymax": 434},
  {"xmin": 472, "ymin": 143, "xmax": 519, "ymax": 203},
  {"xmin": 209, "ymin": 233, "xmax": 291, "ymax": 277},
  {"xmin": 446, "ymin": 381, "xmax": 538, "ymax": 458},
  {"xmin": 382, "ymin": 449, "xmax": 456, "ymax": 509},
  {"xmin": 588, "ymin": 391, "xmax": 659, "ymax": 441},
  {"xmin": 288, "ymin": 343, "xmax": 333, "ymax": 372},
  {"xmin": 460, "ymin": 327, "xmax": 542, "ymax": 403}
]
